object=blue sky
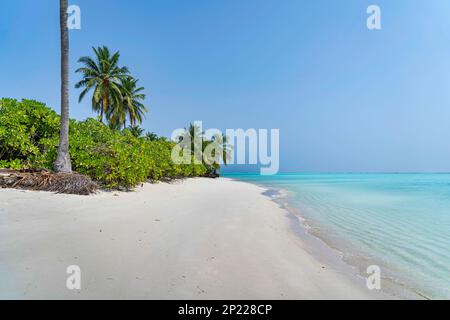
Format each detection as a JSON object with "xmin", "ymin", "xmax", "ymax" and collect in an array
[{"xmin": 1, "ymin": 0, "xmax": 450, "ymax": 172}]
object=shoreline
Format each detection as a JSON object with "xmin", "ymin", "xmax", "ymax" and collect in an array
[
  {"xmin": 229, "ymin": 177, "xmax": 426, "ymax": 300},
  {"xmin": 2, "ymin": 178, "xmax": 393, "ymax": 299}
]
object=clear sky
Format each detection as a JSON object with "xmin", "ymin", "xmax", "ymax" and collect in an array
[{"xmin": 1, "ymin": 0, "xmax": 450, "ymax": 172}]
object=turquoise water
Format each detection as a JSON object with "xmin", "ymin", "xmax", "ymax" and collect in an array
[{"xmin": 225, "ymin": 173, "xmax": 450, "ymax": 299}]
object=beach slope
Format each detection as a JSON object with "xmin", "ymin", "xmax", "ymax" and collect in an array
[{"xmin": 0, "ymin": 178, "xmax": 381, "ymax": 299}]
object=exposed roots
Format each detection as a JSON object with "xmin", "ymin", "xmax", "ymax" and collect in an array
[{"xmin": 0, "ymin": 169, "xmax": 98, "ymax": 195}]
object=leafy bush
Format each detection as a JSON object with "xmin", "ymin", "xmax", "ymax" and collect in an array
[
  {"xmin": 0, "ymin": 99, "xmax": 60, "ymax": 168},
  {"xmin": 0, "ymin": 98, "xmax": 210, "ymax": 189}
]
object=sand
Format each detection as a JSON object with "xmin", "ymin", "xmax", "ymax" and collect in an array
[{"xmin": 0, "ymin": 178, "xmax": 388, "ymax": 299}]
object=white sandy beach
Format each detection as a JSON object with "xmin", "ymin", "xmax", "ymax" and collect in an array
[{"xmin": 0, "ymin": 178, "xmax": 387, "ymax": 300}]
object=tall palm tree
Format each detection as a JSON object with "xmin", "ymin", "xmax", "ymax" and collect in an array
[
  {"xmin": 75, "ymin": 46, "xmax": 129, "ymax": 123},
  {"xmin": 54, "ymin": 0, "xmax": 72, "ymax": 173},
  {"xmin": 108, "ymin": 77, "xmax": 147, "ymax": 129}
]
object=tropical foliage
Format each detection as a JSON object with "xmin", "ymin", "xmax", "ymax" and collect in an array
[
  {"xmin": 127, "ymin": 125, "xmax": 145, "ymax": 138},
  {"xmin": 0, "ymin": 99, "xmax": 208, "ymax": 189},
  {"xmin": 75, "ymin": 46, "xmax": 147, "ymax": 129},
  {"xmin": 177, "ymin": 123, "xmax": 232, "ymax": 175},
  {"xmin": 108, "ymin": 77, "xmax": 148, "ymax": 129}
]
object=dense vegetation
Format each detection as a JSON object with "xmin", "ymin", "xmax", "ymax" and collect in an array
[
  {"xmin": 0, "ymin": 98, "xmax": 208, "ymax": 189},
  {"xmin": 1, "ymin": 47, "xmax": 230, "ymax": 192}
]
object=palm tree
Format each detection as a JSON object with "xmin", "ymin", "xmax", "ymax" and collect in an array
[
  {"xmin": 108, "ymin": 121, "xmax": 123, "ymax": 131},
  {"xmin": 54, "ymin": 0, "xmax": 72, "ymax": 173},
  {"xmin": 128, "ymin": 125, "xmax": 145, "ymax": 138},
  {"xmin": 106, "ymin": 99, "xmax": 126, "ymax": 129},
  {"xmin": 124, "ymin": 78, "xmax": 147, "ymax": 127},
  {"xmin": 203, "ymin": 134, "xmax": 233, "ymax": 174},
  {"xmin": 108, "ymin": 77, "xmax": 147, "ymax": 129},
  {"xmin": 75, "ymin": 46, "xmax": 129, "ymax": 123},
  {"xmin": 178, "ymin": 123, "xmax": 203, "ymax": 162},
  {"xmin": 215, "ymin": 134, "xmax": 233, "ymax": 166},
  {"xmin": 145, "ymin": 132, "xmax": 159, "ymax": 142}
]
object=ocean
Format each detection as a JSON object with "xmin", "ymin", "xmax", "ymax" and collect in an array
[{"xmin": 225, "ymin": 173, "xmax": 450, "ymax": 299}]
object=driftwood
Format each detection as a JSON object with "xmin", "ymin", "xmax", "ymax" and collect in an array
[{"xmin": 0, "ymin": 169, "xmax": 98, "ymax": 195}]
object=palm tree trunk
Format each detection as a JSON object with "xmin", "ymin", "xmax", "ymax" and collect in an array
[
  {"xmin": 54, "ymin": 0, "xmax": 72, "ymax": 173},
  {"xmin": 102, "ymin": 95, "xmax": 108, "ymax": 124}
]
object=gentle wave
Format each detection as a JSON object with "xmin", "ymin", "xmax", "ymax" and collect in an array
[{"xmin": 226, "ymin": 173, "xmax": 450, "ymax": 299}]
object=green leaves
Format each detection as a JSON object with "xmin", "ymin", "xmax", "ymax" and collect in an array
[
  {"xmin": 0, "ymin": 99, "xmax": 60, "ymax": 166},
  {"xmin": 75, "ymin": 46, "xmax": 147, "ymax": 129},
  {"xmin": 0, "ymin": 98, "xmax": 209, "ymax": 189}
]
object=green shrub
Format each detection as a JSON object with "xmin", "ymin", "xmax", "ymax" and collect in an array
[
  {"xmin": 0, "ymin": 98, "xmax": 210, "ymax": 189},
  {"xmin": 0, "ymin": 99, "xmax": 60, "ymax": 167}
]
